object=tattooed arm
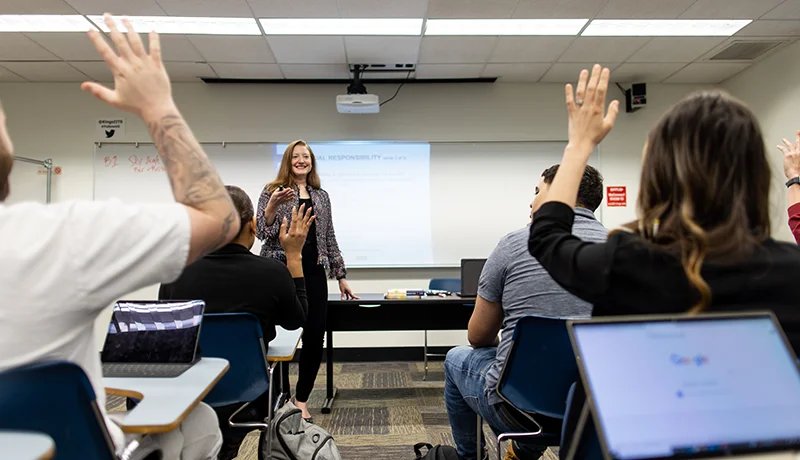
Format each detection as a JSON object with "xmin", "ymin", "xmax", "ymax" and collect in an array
[{"xmin": 81, "ymin": 14, "xmax": 238, "ymax": 263}]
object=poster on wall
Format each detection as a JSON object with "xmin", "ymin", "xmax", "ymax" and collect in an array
[
  {"xmin": 96, "ymin": 118, "xmax": 126, "ymax": 140},
  {"xmin": 607, "ymin": 186, "xmax": 626, "ymax": 207}
]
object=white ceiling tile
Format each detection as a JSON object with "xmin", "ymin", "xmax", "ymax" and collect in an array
[
  {"xmin": 627, "ymin": 37, "xmax": 726, "ymax": 63},
  {"xmin": 267, "ymin": 36, "xmax": 346, "ymax": 64},
  {"xmin": 559, "ymin": 37, "xmax": 649, "ymax": 63},
  {"xmin": 24, "ymin": 32, "xmax": 103, "ymax": 61},
  {"xmin": 0, "ymin": 66, "xmax": 26, "ymax": 81},
  {"xmin": 482, "ymin": 63, "xmax": 551, "ymax": 81},
  {"xmin": 763, "ymin": 0, "xmax": 800, "ymax": 19},
  {"xmin": 338, "ymin": 0, "xmax": 428, "ymax": 18},
  {"xmin": 150, "ymin": 35, "xmax": 205, "ymax": 61},
  {"xmin": 419, "ymin": 37, "xmax": 496, "ymax": 64},
  {"xmin": 279, "ymin": 64, "xmax": 350, "ymax": 78},
  {"xmin": 344, "ymin": 37, "xmax": 420, "ymax": 65},
  {"xmin": 210, "ymin": 63, "xmax": 283, "ymax": 78},
  {"xmin": 163, "ymin": 62, "xmax": 217, "ymax": 81},
  {"xmin": 415, "ymin": 63, "xmax": 485, "ymax": 78},
  {"xmin": 595, "ymin": 0, "xmax": 696, "ymax": 19},
  {"xmin": 427, "ymin": 0, "xmax": 518, "ymax": 19},
  {"xmin": 155, "ymin": 0, "xmax": 254, "ymax": 17},
  {"xmin": 663, "ymin": 62, "xmax": 750, "ymax": 83},
  {"xmin": 188, "ymin": 36, "xmax": 275, "ymax": 63},
  {"xmin": 513, "ymin": 0, "xmax": 606, "ymax": 19},
  {"xmin": 64, "ymin": 0, "xmax": 166, "ymax": 15},
  {"xmin": 540, "ymin": 62, "xmax": 621, "ymax": 83},
  {"xmin": 0, "ymin": 62, "xmax": 88, "ymax": 82},
  {"xmin": 68, "ymin": 61, "xmax": 111, "ymax": 80},
  {"xmin": 679, "ymin": 0, "xmax": 784, "ymax": 19},
  {"xmin": 489, "ymin": 37, "xmax": 575, "ymax": 63},
  {"xmin": 2, "ymin": 0, "xmax": 75, "ymax": 14},
  {"xmin": 247, "ymin": 0, "xmax": 339, "ymax": 18},
  {"xmin": 735, "ymin": 20, "xmax": 800, "ymax": 36},
  {"xmin": 0, "ymin": 33, "xmax": 58, "ymax": 60},
  {"xmin": 611, "ymin": 63, "xmax": 685, "ymax": 83}
]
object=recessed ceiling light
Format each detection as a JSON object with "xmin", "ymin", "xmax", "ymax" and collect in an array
[
  {"xmin": 88, "ymin": 15, "xmax": 262, "ymax": 35},
  {"xmin": 582, "ymin": 19, "xmax": 752, "ymax": 36},
  {"xmin": 0, "ymin": 15, "xmax": 97, "ymax": 32},
  {"xmin": 424, "ymin": 19, "xmax": 588, "ymax": 36},
  {"xmin": 259, "ymin": 18, "xmax": 423, "ymax": 35}
]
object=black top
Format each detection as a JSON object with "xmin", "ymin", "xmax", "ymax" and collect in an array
[
  {"xmin": 158, "ymin": 243, "xmax": 308, "ymax": 343},
  {"xmin": 529, "ymin": 201, "xmax": 800, "ymax": 352},
  {"xmin": 299, "ymin": 197, "xmax": 318, "ymax": 264}
]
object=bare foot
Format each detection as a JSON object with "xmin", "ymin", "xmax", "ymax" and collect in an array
[{"xmin": 294, "ymin": 399, "xmax": 312, "ymax": 419}]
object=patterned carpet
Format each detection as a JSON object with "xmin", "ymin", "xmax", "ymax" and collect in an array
[{"xmin": 107, "ymin": 361, "xmax": 559, "ymax": 460}]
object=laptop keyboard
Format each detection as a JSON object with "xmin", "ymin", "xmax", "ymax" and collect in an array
[{"xmin": 102, "ymin": 363, "xmax": 192, "ymax": 378}]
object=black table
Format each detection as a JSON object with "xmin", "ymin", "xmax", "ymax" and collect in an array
[{"xmin": 322, "ymin": 293, "xmax": 475, "ymax": 412}]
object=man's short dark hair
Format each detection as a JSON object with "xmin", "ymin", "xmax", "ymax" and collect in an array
[
  {"xmin": 226, "ymin": 185, "xmax": 254, "ymax": 234},
  {"xmin": 541, "ymin": 164, "xmax": 604, "ymax": 212}
]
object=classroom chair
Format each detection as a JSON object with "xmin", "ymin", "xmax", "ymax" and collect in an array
[
  {"xmin": 199, "ymin": 313, "xmax": 276, "ymax": 459},
  {"xmin": 0, "ymin": 360, "xmax": 156, "ymax": 460},
  {"xmin": 425, "ymin": 278, "xmax": 462, "ymax": 380},
  {"xmin": 492, "ymin": 315, "xmax": 578, "ymax": 460}
]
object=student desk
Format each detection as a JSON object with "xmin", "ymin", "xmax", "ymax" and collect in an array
[
  {"xmin": 0, "ymin": 431, "xmax": 55, "ymax": 460},
  {"xmin": 323, "ymin": 294, "xmax": 475, "ymax": 412},
  {"xmin": 104, "ymin": 357, "xmax": 229, "ymax": 433}
]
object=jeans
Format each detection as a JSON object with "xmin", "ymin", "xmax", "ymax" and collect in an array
[{"xmin": 444, "ymin": 346, "xmax": 547, "ymax": 460}]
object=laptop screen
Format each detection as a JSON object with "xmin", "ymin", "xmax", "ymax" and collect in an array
[
  {"xmin": 460, "ymin": 259, "xmax": 486, "ymax": 297},
  {"xmin": 572, "ymin": 316, "xmax": 800, "ymax": 460},
  {"xmin": 101, "ymin": 300, "xmax": 205, "ymax": 364}
]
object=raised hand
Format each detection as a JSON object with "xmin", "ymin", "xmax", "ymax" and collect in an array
[
  {"xmin": 81, "ymin": 14, "xmax": 175, "ymax": 121},
  {"xmin": 267, "ymin": 187, "xmax": 296, "ymax": 211},
  {"xmin": 778, "ymin": 130, "xmax": 800, "ymax": 180},
  {"xmin": 565, "ymin": 64, "xmax": 620, "ymax": 154},
  {"xmin": 279, "ymin": 204, "xmax": 315, "ymax": 257}
]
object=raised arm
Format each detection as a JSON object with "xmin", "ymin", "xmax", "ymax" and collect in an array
[
  {"xmin": 778, "ymin": 131, "xmax": 800, "ymax": 243},
  {"xmin": 81, "ymin": 15, "xmax": 238, "ymax": 264}
]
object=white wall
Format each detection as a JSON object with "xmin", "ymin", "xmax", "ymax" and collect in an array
[
  {"xmin": 723, "ymin": 41, "xmax": 800, "ymax": 243},
  {"xmin": 0, "ymin": 80, "xmax": 707, "ymax": 349}
]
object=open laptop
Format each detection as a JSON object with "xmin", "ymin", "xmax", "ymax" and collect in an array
[
  {"xmin": 458, "ymin": 258, "xmax": 486, "ymax": 298},
  {"xmin": 101, "ymin": 300, "xmax": 205, "ymax": 378},
  {"xmin": 567, "ymin": 312, "xmax": 800, "ymax": 460}
]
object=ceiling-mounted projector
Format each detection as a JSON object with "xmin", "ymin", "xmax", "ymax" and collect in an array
[{"xmin": 337, "ymin": 64, "xmax": 379, "ymax": 114}]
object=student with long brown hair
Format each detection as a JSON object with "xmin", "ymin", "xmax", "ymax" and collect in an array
[
  {"xmin": 257, "ymin": 139, "xmax": 358, "ymax": 422},
  {"xmin": 528, "ymin": 64, "xmax": 800, "ymax": 349}
]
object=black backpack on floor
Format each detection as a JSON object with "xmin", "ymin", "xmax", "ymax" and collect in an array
[{"xmin": 413, "ymin": 443, "xmax": 460, "ymax": 460}]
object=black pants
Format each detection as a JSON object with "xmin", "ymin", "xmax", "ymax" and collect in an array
[{"xmin": 295, "ymin": 263, "xmax": 328, "ymax": 403}]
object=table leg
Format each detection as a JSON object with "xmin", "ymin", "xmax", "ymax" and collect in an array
[{"xmin": 321, "ymin": 326, "xmax": 336, "ymax": 414}]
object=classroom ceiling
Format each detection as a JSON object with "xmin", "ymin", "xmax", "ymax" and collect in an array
[{"xmin": 1, "ymin": 0, "xmax": 800, "ymax": 84}]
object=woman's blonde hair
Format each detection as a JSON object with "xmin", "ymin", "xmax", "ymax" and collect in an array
[
  {"xmin": 618, "ymin": 91, "xmax": 771, "ymax": 314},
  {"xmin": 267, "ymin": 140, "xmax": 321, "ymax": 192}
]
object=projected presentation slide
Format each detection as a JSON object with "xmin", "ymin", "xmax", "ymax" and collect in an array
[{"xmin": 274, "ymin": 142, "xmax": 433, "ymax": 267}]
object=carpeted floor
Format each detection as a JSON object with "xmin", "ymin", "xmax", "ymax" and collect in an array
[{"xmin": 107, "ymin": 361, "xmax": 558, "ymax": 460}]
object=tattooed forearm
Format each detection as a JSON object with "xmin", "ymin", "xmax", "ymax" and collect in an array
[{"xmin": 146, "ymin": 112, "xmax": 239, "ymax": 256}]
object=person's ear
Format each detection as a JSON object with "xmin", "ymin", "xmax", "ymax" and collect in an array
[{"xmin": 249, "ymin": 216, "xmax": 256, "ymax": 235}]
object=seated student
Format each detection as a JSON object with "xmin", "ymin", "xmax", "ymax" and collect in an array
[
  {"xmin": 445, "ymin": 164, "xmax": 607, "ymax": 460},
  {"xmin": 159, "ymin": 186, "xmax": 312, "ymax": 460},
  {"xmin": 777, "ymin": 131, "xmax": 800, "ymax": 243},
  {"xmin": 0, "ymin": 15, "xmax": 237, "ymax": 460},
  {"xmin": 527, "ymin": 65, "xmax": 800, "ymax": 453}
]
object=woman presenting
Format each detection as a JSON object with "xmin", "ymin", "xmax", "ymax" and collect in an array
[{"xmin": 257, "ymin": 139, "xmax": 359, "ymax": 421}]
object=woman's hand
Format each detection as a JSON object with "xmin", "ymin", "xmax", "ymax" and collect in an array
[
  {"xmin": 565, "ymin": 64, "xmax": 619, "ymax": 156},
  {"xmin": 267, "ymin": 187, "xmax": 295, "ymax": 212},
  {"xmin": 778, "ymin": 130, "xmax": 800, "ymax": 180},
  {"xmin": 339, "ymin": 278, "xmax": 359, "ymax": 300}
]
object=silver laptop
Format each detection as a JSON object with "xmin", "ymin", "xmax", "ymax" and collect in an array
[
  {"xmin": 458, "ymin": 258, "xmax": 486, "ymax": 298},
  {"xmin": 101, "ymin": 300, "xmax": 205, "ymax": 378},
  {"xmin": 567, "ymin": 312, "xmax": 800, "ymax": 460}
]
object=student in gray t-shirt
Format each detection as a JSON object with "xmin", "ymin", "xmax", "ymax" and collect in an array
[{"xmin": 444, "ymin": 164, "xmax": 607, "ymax": 460}]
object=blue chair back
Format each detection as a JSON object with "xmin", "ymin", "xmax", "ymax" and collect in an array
[
  {"xmin": 429, "ymin": 278, "xmax": 461, "ymax": 292},
  {"xmin": 0, "ymin": 360, "xmax": 117, "ymax": 460},
  {"xmin": 497, "ymin": 315, "xmax": 578, "ymax": 419},
  {"xmin": 199, "ymin": 313, "xmax": 270, "ymax": 407}
]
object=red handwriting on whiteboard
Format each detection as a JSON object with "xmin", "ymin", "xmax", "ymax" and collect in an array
[
  {"xmin": 128, "ymin": 154, "xmax": 166, "ymax": 173},
  {"xmin": 104, "ymin": 156, "xmax": 119, "ymax": 168}
]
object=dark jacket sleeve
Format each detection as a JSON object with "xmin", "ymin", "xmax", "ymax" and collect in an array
[
  {"xmin": 273, "ymin": 265, "xmax": 308, "ymax": 330},
  {"xmin": 256, "ymin": 187, "xmax": 281, "ymax": 242},
  {"xmin": 321, "ymin": 190, "xmax": 347, "ymax": 279},
  {"xmin": 789, "ymin": 203, "xmax": 800, "ymax": 244},
  {"xmin": 528, "ymin": 201, "xmax": 615, "ymax": 304},
  {"xmin": 157, "ymin": 283, "xmax": 171, "ymax": 300}
]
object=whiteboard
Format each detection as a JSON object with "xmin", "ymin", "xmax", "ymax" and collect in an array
[{"xmin": 93, "ymin": 141, "xmax": 598, "ymax": 267}]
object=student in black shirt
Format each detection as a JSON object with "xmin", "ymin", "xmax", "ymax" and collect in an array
[
  {"xmin": 159, "ymin": 185, "xmax": 313, "ymax": 460},
  {"xmin": 526, "ymin": 65, "xmax": 800, "ymax": 454}
]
